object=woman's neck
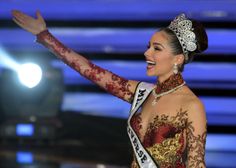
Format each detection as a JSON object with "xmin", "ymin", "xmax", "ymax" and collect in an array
[
  {"xmin": 157, "ymin": 72, "xmax": 177, "ymax": 84},
  {"xmin": 154, "ymin": 72, "xmax": 185, "ymax": 95}
]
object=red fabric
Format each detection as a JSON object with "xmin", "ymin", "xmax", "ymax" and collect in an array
[{"xmin": 130, "ymin": 113, "xmax": 186, "ymax": 167}]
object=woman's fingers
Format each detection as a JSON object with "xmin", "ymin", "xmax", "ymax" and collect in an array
[
  {"xmin": 12, "ymin": 18, "xmax": 26, "ymax": 29},
  {"xmin": 13, "ymin": 18, "xmax": 38, "ymax": 34},
  {"xmin": 12, "ymin": 12, "xmax": 26, "ymax": 25},
  {"xmin": 36, "ymin": 10, "xmax": 43, "ymax": 20},
  {"xmin": 12, "ymin": 10, "xmax": 26, "ymax": 21},
  {"xmin": 20, "ymin": 14, "xmax": 33, "ymax": 22},
  {"xmin": 12, "ymin": 10, "xmax": 35, "ymax": 24},
  {"xmin": 13, "ymin": 14, "xmax": 35, "ymax": 33},
  {"xmin": 12, "ymin": 14, "xmax": 25, "ymax": 24},
  {"xmin": 11, "ymin": 10, "xmax": 20, "ymax": 16},
  {"xmin": 12, "ymin": 9, "xmax": 47, "ymax": 35}
]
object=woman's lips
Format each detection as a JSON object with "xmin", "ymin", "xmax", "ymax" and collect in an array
[
  {"xmin": 147, "ymin": 64, "xmax": 155, "ymax": 69},
  {"xmin": 146, "ymin": 60, "xmax": 156, "ymax": 70}
]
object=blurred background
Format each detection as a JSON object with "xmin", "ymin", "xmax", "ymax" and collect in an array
[{"xmin": 0, "ymin": 0, "xmax": 236, "ymax": 167}]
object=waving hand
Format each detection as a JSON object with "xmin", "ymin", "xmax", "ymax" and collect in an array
[{"xmin": 12, "ymin": 10, "xmax": 47, "ymax": 35}]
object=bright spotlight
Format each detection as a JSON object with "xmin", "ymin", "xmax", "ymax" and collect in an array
[
  {"xmin": 0, "ymin": 46, "xmax": 19, "ymax": 70},
  {"xmin": 18, "ymin": 63, "xmax": 42, "ymax": 88}
]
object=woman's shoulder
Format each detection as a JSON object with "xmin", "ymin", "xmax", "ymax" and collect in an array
[{"xmin": 176, "ymin": 86, "xmax": 205, "ymax": 113}]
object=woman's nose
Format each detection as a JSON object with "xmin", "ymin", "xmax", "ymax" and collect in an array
[{"xmin": 144, "ymin": 49, "xmax": 150, "ymax": 58}]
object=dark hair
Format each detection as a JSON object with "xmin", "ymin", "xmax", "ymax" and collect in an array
[{"xmin": 161, "ymin": 20, "xmax": 208, "ymax": 72}]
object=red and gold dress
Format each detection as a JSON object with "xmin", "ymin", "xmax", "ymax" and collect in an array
[
  {"xmin": 130, "ymin": 107, "xmax": 187, "ymax": 168},
  {"xmin": 36, "ymin": 30, "xmax": 207, "ymax": 168},
  {"xmin": 129, "ymin": 74, "xmax": 207, "ymax": 168},
  {"xmin": 130, "ymin": 75, "xmax": 187, "ymax": 168}
]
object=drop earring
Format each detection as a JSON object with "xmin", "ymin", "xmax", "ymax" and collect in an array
[{"xmin": 173, "ymin": 63, "xmax": 178, "ymax": 74}]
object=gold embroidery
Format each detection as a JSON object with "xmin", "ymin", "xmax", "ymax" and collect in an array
[
  {"xmin": 147, "ymin": 132, "xmax": 182, "ymax": 165},
  {"xmin": 132, "ymin": 109, "xmax": 188, "ymax": 167}
]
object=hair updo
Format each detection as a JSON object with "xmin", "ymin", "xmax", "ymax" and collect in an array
[{"xmin": 161, "ymin": 20, "xmax": 208, "ymax": 72}]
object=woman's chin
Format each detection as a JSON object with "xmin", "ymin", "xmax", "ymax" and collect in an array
[{"xmin": 146, "ymin": 71, "xmax": 156, "ymax": 76}]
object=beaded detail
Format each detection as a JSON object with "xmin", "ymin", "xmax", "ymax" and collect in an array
[{"xmin": 152, "ymin": 73, "xmax": 186, "ymax": 106}]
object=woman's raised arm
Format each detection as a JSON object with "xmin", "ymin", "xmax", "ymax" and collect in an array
[{"xmin": 12, "ymin": 10, "xmax": 139, "ymax": 103}]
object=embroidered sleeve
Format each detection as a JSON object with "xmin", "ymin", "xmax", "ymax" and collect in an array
[
  {"xmin": 186, "ymin": 101, "xmax": 207, "ymax": 168},
  {"xmin": 36, "ymin": 30, "xmax": 136, "ymax": 103}
]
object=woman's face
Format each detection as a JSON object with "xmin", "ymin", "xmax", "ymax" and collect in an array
[{"xmin": 144, "ymin": 31, "xmax": 177, "ymax": 77}]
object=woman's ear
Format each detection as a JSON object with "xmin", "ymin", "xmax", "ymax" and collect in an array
[{"xmin": 174, "ymin": 54, "xmax": 185, "ymax": 65}]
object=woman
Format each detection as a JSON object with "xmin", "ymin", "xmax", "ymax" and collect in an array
[{"xmin": 12, "ymin": 10, "xmax": 207, "ymax": 168}]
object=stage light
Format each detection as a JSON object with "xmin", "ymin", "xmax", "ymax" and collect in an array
[
  {"xmin": 17, "ymin": 63, "xmax": 42, "ymax": 88},
  {"xmin": 16, "ymin": 124, "xmax": 34, "ymax": 136},
  {"xmin": 16, "ymin": 151, "xmax": 33, "ymax": 164},
  {"xmin": 0, "ymin": 66, "xmax": 64, "ymax": 118},
  {"xmin": 0, "ymin": 47, "xmax": 19, "ymax": 71},
  {"xmin": 0, "ymin": 62, "xmax": 64, "ymax": 140}
]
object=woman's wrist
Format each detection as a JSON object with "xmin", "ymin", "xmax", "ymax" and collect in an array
[
  {"xmin": 35, "ymin": 28, "xmax": 72, "ymax": 61},
  {"xmin": 36, "ymin": 29, "xmax": 49, "ymax": 43}
]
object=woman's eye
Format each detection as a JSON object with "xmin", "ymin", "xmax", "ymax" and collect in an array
[{"xmin": 154, "ymin": 47, "xmax": 161, "ymax": 51}]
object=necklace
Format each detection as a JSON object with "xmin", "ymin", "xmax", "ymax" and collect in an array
[{"xmin": 151, "ymin": 73, "xmax": 186, "ymax": 106}]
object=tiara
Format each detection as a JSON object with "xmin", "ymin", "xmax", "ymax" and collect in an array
[{"xmin": 168, "ymin": 13, "xmax": 197, "ymax": 62}]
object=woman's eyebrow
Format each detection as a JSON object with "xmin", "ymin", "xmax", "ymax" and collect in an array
[{"xmin": 153, "ymin": 42, "xmax": 165, "ymax": 49}]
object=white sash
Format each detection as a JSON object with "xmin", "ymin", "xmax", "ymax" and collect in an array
[{"xmin": 127, "ymin": 82, "xmax": 159, "ymax": 168}]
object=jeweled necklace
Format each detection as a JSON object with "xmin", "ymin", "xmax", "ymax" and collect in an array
[{"xmin": 151, "ymin": 73, "xmax": 186, "ymax": 106}]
